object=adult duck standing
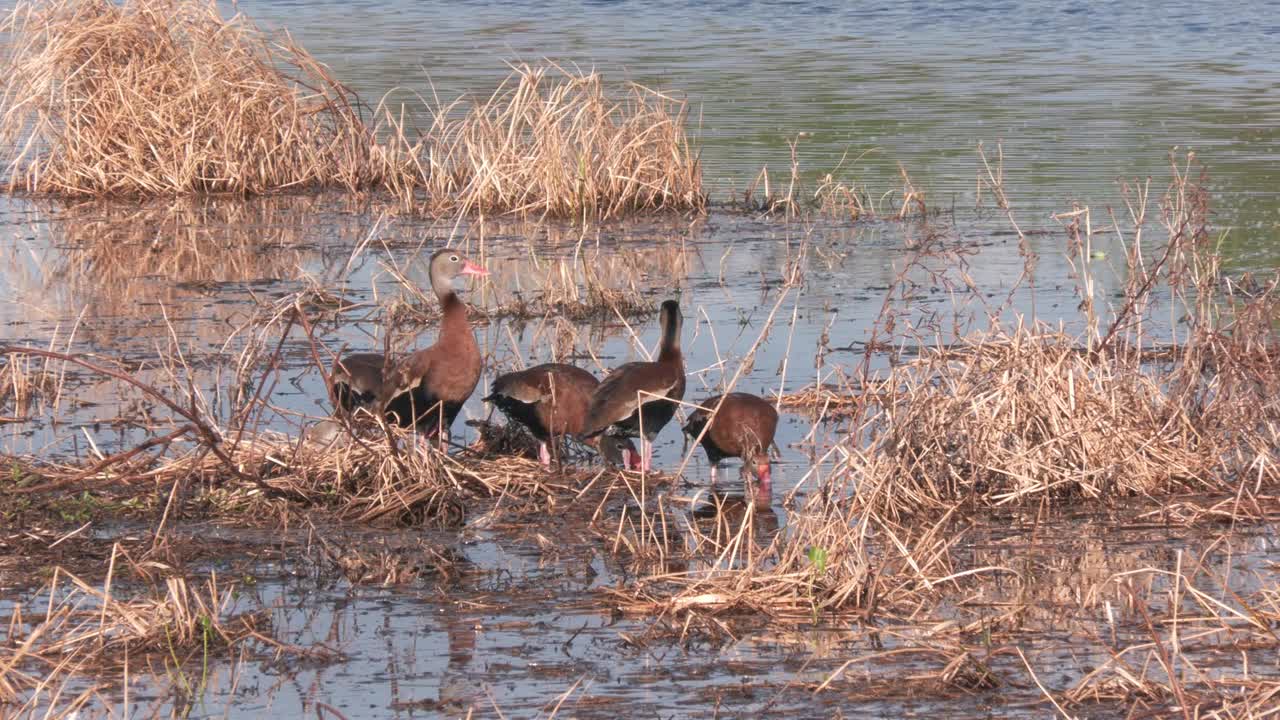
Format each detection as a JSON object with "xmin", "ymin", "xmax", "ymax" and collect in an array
[
  {"xmin": 581, "ymin": 300, "xmax": 685, "ymax": 470},
  {"xmin": 485, "ymin": 362, "xmax": 640, "ymax": 468},
  {"xmin": 330, "ymin": 249, "xmax": 488, "ymax": 444},
  {"xmin": 683, "ymin": 392, "xmax": 778, "ymax": 494}
]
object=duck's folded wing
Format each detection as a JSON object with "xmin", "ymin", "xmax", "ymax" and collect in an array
[
  {"xmin": 584, "ymin": 363, "xmax": 682, "ymax": 433},
  {"xmin": 378, "ymin": 349, "xmax": 433, "ymax": 408},
  {"xmin": 332, "ymin": 352, "xmax": 387, "ymax": 394}
]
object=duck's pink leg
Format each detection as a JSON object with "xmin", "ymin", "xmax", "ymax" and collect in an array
[
  {"xmin": 641, "ymin": 440, "xmax": 654, "ymax": 472},
  {"xmin": 538, "ymin": 442, "xmax": 552, "ymax": 467},
  {"xmin": 755, "ymin": 462, "xmax": 773, "ymax": 500},
  {"xmin": 709, "ymin": 464, "xmax": 719, "ymax": 485},
  {"xmin": 415, "ymin": 433, "xmax": 434, "ymax": 458}
]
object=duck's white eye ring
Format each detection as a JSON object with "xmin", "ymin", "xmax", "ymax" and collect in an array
[{"xmin": 450, "ymin": 255, "xmax": 459, "ymax": 262}]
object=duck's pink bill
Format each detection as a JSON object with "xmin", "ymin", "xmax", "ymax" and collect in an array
[{"xmin": 461, "ymin": 261, "xmax": 489, "ymax": 277}]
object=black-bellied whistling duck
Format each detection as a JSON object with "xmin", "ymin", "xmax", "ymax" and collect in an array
[
  {"xmin": 581, "ymin": 300, "xmax": 685, "ymax": 470},
  {"xmin": 597, "ymin": 434, "xmax": 641, "ymax": 470},
  {"xmin": 682, "ymin": 392, "xmax": 778, "ymax": 494},
  {"xmin": 356, "ymin": 250, "xmax": 488, "ymax": 444},
  {"xmin": 484, "ymin": 362, "xmax": 639, "ymax": 468},
  {"xmin": 330, "ymin": 353, "xmax": 387, "ymax": 416}
]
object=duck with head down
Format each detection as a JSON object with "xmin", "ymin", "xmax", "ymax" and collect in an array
[
  {"xmin": 339, "ymin": 249, "xmax": 489, "ymax": 446},
  {"xmin": 580, "ymin": 300, "xmax": 685, "ymax": 471},
  {"xmin": 484, "ymin": 362, "xmax": 639, "ymax": 469},
  {"xmin": 683, "ymin": 392, "xmax": 778, "ymax": 495}
]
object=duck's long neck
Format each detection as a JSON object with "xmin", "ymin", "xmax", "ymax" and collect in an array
[
  {"xmin": 658, "ymin": 317, "xmax": 682, "ymax": 364},
  {"xmin": 439, "ymin": 292, "xmax": 477, "ymax": 349}
]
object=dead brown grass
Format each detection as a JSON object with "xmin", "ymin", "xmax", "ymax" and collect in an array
[
  {"xmin": 603, "ymin": 154, "xmax": 1280, "ymax": 720},
  {"xmin": 0, "ymin": 565, "xmax": 278, "ymax": 712},
  {"xmin": 389, "ymin": 63, "xmax": 706, "ymax": 219},
  {"xmin": 833, "ymin": 154, "xmax": 1280, "ymax": 519},
  {"xmin": 242, "ymin": 429, "xmax": 586, "ymax": 525},
  {"xmin": 605, "ymin": 473, "xmax": 972, "ymax": 622},
  {"xmin": 0, "ymin": 0, "xmax": 705, "ymax": 218},
  {"xmin": 856, "ymin": 329, "xmax": 1225, "ymax": 511},
  {"xmin": 0, "ymin": 352, "xmax": 58, "ymax": 420},
  {"xmin": 0, "ymin": 0, "xmax": 375, "ymax": 196}
]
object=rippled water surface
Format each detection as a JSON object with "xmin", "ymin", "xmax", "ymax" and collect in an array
[
  {"xmin": 240, "ymin": 0, "xmax": 1280, "ymax": 252},
  {"xmin": 2, "ymin": 1, "xmax": 1279, "ymax": 718}
]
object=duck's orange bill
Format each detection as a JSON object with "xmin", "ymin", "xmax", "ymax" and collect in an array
[{"xmin": 461, "ymin": 260, "xmax": 489, "ymax": 276}]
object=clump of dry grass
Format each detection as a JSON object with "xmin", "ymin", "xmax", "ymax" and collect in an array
[
  {"xmin": 606, "ymin": 473, "xmax": 969, "ymax": 622},
  {"xmin": 390, "ymin": 63, "xmax": 705, "ymax": 219},
  {"xmin": 0, "ymin": 352, "xmax": 58, "ymax": 419},
  {"xmin": 0, "ymin": 566, "xmax": 273, "ymax": 711},
  {"xmin": 156, "ymin": 428, "xmax": 584, "ymax": 526},
  {"xmin": 833, "ymin": 154, "xmax": 1280, "ymax": 518},
  {"xmin": 0, "ymin": 1, "xmax": 704, "ymax": 218},
  {"xmin": 0, "ymin": 0, "xmax": 375, "ymax": 196},
  {"xmin": 733, "ymin": 138, "xmax": 930, "ymax": 221},
  {"xmin": 856, "ymin": 329, "xmax": 1223, "ymax": 512}
]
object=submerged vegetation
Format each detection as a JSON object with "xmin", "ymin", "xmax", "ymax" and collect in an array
[{"xmin": 0, "ymin": 0, "xmax": 705, "ymax": 218}]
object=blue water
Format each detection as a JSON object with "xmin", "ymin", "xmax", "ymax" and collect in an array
[{"xmin": 235, "ymin": 0, "xmax": 1280, "ymax": 242}]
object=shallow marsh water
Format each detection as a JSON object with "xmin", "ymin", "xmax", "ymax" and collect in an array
[
  {"xmin": 3, "ymin": 0, "xmax": 1280, "ymax": 717},
  {"xmin": 3, "ymin": 196, "xmax": 1274, "ymax": 718}
]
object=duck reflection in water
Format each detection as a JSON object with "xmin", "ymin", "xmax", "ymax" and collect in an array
[{"xmin": 690, "ymin": 489, "xmax": 781, "ymax": 559}]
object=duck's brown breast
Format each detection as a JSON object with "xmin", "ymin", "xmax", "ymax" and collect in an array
[
  {"xmin": 424, "ymin": 297, "xmax": 483, "ymax": 403},
  {"xmin": 702, "ymin": 393, "xmax": 778, "ymax": 459}
]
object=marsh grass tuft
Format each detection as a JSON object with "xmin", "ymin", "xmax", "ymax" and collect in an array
[
  {"xmin": 853, "ymin": 329, "xmax": 1225, "ymax": 513},
  {"xmin": 0, "ymin": 352, "xmax": 58, "ymax": 419},
  {"xmin": 0, "ymin": 566, "xmax": 280, "ymax": 712},
  {"xmin": 393, "ymin": 63, "xmax": 706, "ymax": 219},
  {"xmin": 0, "ymin": 0, "xmax": 375, "ymax": 196},
  {"xmin": 606, "ymin": 477, "xmax": 965, "ymax": 622},
  {"xmin": 0, "ymin": 0, "xmax": 704, "ymax": 218}
]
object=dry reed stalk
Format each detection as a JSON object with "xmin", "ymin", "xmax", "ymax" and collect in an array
[
  {"xmin": 812, "ymin": 173, "xmax": 871, "ymax": 220},
  {"xmin": 1059, "ymin": 559, "xmax": 1280, "ymax": 717},
  {"xmin": 0, "ymin": 0, "xmax": 376, "ymax": 196},
  {"xmin": 0, "ymin": 352, "xmax": 57, "ymax": 420},
  {"xmin": 739, "ymin": 140, "xmax": 931, "ymax": 221}
]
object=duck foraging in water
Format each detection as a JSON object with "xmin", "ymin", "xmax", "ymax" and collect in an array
[
  {"xmin": 580, "ymin": 300, "xmax": 686, "ymax": 471},
  {"xmin": 485, "ymin": 362, "xmax": 640, "ymax": 469},
  {"xmin": 485, "ymin": 363, "xmax": 600, "ymax": 466},
  {"xmin": 356, "ymin": 250, "xmax": 488, "ymax": 447},
  {"xmin": 597, "ymin": 434, "xmax": 642, "ymax": 471},
  {"xmin": 683, "ymin": 392, "xmax": 778, "ymax": 495}
]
